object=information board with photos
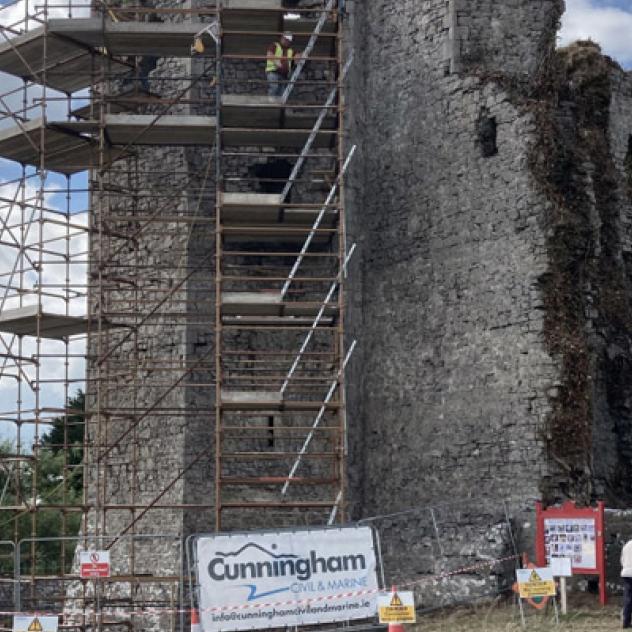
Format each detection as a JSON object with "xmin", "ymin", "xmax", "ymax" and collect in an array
[
  {"xmin": 543, "ymin": 518, "xmax": 596, "ymax": 569},
  {"xmin": 535, "ymin": 500, "xmax": 606, "ymax": 606}
]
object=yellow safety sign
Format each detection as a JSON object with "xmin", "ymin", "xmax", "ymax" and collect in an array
[
  {"xmin": 516, "ymin": 568, "xmax": 556, "ymax": 599},
  {"xmin": 377, "ymin": 591, "xmax": 416, "ymax": 624},
  {"xmin": 12, "ymin": 615, "xmax": 58, "ymax": 632}
]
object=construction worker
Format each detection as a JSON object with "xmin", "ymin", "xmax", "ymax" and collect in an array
[
  {"xmin": 266, "ymin": 32, "xmax": 297, "ymax": 98},
  {"xmin": 623, "ymin": 538, "xmax": 632, "ymax": 628}
]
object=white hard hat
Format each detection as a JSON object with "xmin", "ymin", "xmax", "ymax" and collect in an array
[{"xmin": 282, "ymin": 32, "xmax": 293, "ymax": 42}]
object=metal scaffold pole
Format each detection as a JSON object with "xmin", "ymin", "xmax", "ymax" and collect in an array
[{"xmin": 0, "ymin": 0, "xmax": 354, "ymax": 625}]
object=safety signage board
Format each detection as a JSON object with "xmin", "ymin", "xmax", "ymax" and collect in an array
[
  {"xmin": 377, "ymin": 591, "xmax": 416, "ymax": 623},
  {"xmin": 196, "ymin": 526, "xmax": 379, "ymax": 631},
  {"xmin": 13, "ymin": 616, "xmax": 58, "ymax": 632},
  {"xmin": 79, "ymin": 550, "xmax": 111, "ymax": 578},
  {"xmin": 516, "ymin": 567, "xmax": 556, "ymax": 599}
]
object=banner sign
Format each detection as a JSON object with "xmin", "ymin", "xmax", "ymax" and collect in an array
[
  {"xmin": 377, "ymin": 591, "xmax": 416, "ymax": 623},
  {"xmin": 79, "ymin": 550, "xmax": 111, "ymax": 578},
  {"xmin": 196, "ymin": 526, "xmax": 379, "ymax": 631},
  {"xmin": 516, "ymin": 567, "xmax": 556, "ymax": 599},
  {"xmin": 13, "ymin": 616, "xmax": 58, "ymax": 632}
]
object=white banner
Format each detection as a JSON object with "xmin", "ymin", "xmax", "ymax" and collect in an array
[{"xmin": 196, "ymin": 526, "xmax": 379, "ymax": 631}]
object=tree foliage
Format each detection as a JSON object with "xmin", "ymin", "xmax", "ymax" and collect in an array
[{"xmin": 0, "ymin": 391, "xmax": 85, "ymax": 575}]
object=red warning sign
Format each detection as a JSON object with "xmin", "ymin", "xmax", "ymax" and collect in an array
[{"xmin": 79, "ymin": 551, "xmax": 111, "ymax": 578}]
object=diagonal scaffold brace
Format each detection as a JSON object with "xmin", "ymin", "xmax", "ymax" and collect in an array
[{"xmin": 281, "ymin": 339, "xmax": 357, "ymax": 496}]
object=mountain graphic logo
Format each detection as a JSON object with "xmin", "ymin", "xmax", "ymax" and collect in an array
[{"xmin": 214, "ymin": 542, "xmax": 298, "ymax": 560}]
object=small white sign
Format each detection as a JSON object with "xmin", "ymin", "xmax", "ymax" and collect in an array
[
  {"xmin": 550, "ymin": 557, "xmax": 572, "ymax": 577},
  {"xmin": 79, "ymin": 550, "xmax": 111, "ymax": 578},
  {"xmin": 13, "ymin": 615, "xmax": 59, "ymax": 632}
]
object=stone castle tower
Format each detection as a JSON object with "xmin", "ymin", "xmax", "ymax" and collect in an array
[
  {"xmin": 345, "ymin": 0, "xmax": 632, "ymax": 518},
  {"xmin": 78, "ymin": 0, "xmax": 632, "ymax": 614}
]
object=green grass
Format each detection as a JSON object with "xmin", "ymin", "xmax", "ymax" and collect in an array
[{"xmin": 411, "ymin": 595, "xmax": 622, "ymax": 631}]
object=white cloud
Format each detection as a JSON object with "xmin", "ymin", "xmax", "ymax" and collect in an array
[
  {"xmin": 0, "ymin": 0, "xmax": 90, "ymax": 36},
  {"xmin": 560, "ymin": 0, "xmax": 632, "ymax": 67},
  {"xmin": 0, "ymin": 177, "xmax": 87, "ymax": 446}
]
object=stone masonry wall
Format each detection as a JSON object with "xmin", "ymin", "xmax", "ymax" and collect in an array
[
  {"xmin": 345, "ymin": 0, "xmax": 632, "ymax": 592},
  {"xmin": 347, "ymin": 0, "xmax": 562, "ymax": 517}
]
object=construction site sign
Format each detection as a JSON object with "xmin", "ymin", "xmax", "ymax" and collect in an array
[
  {"xmin": 196, "ymin": 526, "xmax": 379, "ymax": 631},
  {"xmin": 79, "ymin": 550, "xmax": 111, "ymax": 578},
  {"xmin": 377, "ymin": 590, "xmax": 416, "ymax": 623},
  {"xmin": 13, "ymin": 616, "xmax": 58, "ymax": 632},
  {"xmin": 516, "ymin": 568, "xmax": 556, "ymax": 599}
]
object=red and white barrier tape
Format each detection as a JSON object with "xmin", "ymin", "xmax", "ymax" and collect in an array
[{"xmin": 0, "ymin": 554, "xmax": 518, "ymax": 618}]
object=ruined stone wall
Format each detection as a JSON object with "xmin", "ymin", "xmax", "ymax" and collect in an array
[
  {"xmin": 347, "ymin": 0, "xmax": 562, "ymax": 517},
  {"xmin": 345, "ymin": 0, "xmax": 632, "ymax": 591}
]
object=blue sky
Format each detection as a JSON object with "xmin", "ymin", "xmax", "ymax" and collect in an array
[{"xmin": 560, "ymin": 0, "xmax": 632, "ymax": 68}]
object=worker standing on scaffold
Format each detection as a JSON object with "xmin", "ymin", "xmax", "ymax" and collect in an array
[{"xmin": 266, "ymin": 32, "xmax": 297, "ymax": 98}]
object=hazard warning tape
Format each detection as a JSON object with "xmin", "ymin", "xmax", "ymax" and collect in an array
[{"xmin": 0, "ymin": 554, "xmax": 519, "ymax": 618}]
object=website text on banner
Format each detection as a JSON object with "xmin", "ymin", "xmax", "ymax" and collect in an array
[{"xmin": 196, "ymin": 526, "xmax": 380, "ymax": 631}]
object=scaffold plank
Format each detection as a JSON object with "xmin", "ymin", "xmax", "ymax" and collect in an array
[
  {"xmin": 222, "ymin": 0, "xmax": 283, "ymax": 32},
  {"xmin": 221, "ymin": 192, "xmax": 337, "ymax": 227},
  {"xmin": 221, "ymin": 292, "xmax": 338, "ymax": 318},
  {"xmin": 0, "ymin": 27, "xmax": 130, "ymax": 92},
  {"xmin": 223, "ymin": 18, "xmax": 336, "ymax": 56},
  {"xmin": 48, "ymin": 18, "xmax": 216, "ymax": 57},
  {"xmin": 0, "ymin": 118, "xmax": 99, "ymax": 174},
  {"xmin": 60, "ymin": 114, "xmax": 217, "ymax": 145},
  {"xmin": 220, "ymin": 390, "xmax": 340, "ymax": 411},
  {"xmin": 222, "ymin": 126, "xmax": 336, "ymax": 148},
  {"xmin": 221, "ymin": 95, "xmax": 337, "ymax": 130},
  {"xmin": 0, "ymin": 305, "xmax": 88, "ymax": 339}
]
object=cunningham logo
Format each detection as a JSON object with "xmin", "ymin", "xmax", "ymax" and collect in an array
[{"xmin": 207, "ymin": 542, "xmax": 368, "ymax": 601}]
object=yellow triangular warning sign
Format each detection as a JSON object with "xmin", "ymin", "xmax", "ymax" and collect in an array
[
  {"xmin": 390, "ymin": 592, "xmax": 403, "ymax": 607},
  {"xmin": 529, "ymin": 570, "xmax": 541, "ymax": 582},
  {"xmin": 28, "ymin": 619, "xmax": 43, "ymax": 632}
]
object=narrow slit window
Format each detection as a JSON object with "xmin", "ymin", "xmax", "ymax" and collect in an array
[
  {"xmin": 478, "ymin": 115, "xmax": 498, "ymax": 157},
  {"xmin": 625, "ymin": 134, "xmax": 632, "ymax": 187},
  {"xmin": 267, "ymin": 415, "xmax": 275, "ymax": 448}
]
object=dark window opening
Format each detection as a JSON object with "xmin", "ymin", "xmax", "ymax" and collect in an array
[
  {"xmin": 267, "ymin": 415, "xmax": 275, "ymax": 448},
  {"xmin": 478, "ymin": 115, "xmax": 498, "ymax": 158},
  {"xmin": 625, "ymin": 134, "xmax": 632, "ymax": 188}
]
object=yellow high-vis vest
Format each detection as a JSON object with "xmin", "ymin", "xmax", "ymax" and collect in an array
[{"xmin": 266, "ymin": 43, "xmax": 294, "ymax": 74}]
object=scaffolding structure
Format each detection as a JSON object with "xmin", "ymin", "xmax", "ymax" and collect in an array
[{"xmin": 0, "ymin": 0, "xmax": 349, "ymax": 627}]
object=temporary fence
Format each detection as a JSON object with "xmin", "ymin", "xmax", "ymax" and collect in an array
[{"xmin": 0, "ymin": 497, "xmax": 529, "ymax": 630}]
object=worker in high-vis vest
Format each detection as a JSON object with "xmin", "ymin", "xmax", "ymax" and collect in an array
[{"xmin": 266, "ymin": 32, "xmax": 296, "ymax": 97}]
